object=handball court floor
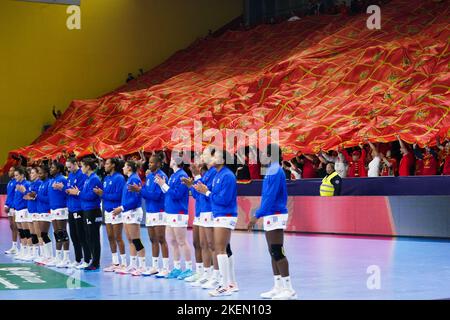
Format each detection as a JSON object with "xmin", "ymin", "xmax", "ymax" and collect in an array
[{"xmin": 0, "ymin": 219, "xmax": 450, "ymax": 300}]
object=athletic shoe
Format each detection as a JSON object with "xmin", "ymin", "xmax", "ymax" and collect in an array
[
  {"xmin": 155, "ymin": 269, "xmax": 169, "ymax": 278},
  {"xmin": 84, "ymin": 265, "xmax": 100, "ymax": 272},
  {"xmin": 13, "ymin": 250, "xmax": 25, "ymax": 260},
  {"xmin": 103, "ymin": 264, "xmax": 120, "ymax": 272},
  {"xmin": 271, "ymin": 289, "xmax": 298, "ymax": 300},
  {"xmin": 114, "ymin": 264, "xmax": 128, "ymax": 273},
  {"xmin": 117, "ymin": 265, "xmax": 137, "ymax": 275},
  {"xmin": 56, "ymin": 259, "xmax": 71, "ymax": 268},
  {"xmin": 34, "ymin": 257, "xmax": 46, "ymax": 265},
  {"xmin": 4, "ymin": 246, "xmax": 18, "ymax": 255},
  {"xmin": 260, "ymin": 287, "xmax": 282, "ymax": 299},
  {"xmin": 142, "ymin": 267, "xmax": 159, "ymax": 276},
  {"xmin": 201, "ymin": 278, "xmax": 220, "ymax": 289},
  {"xmin": 209, "ymin": 285, "xmax": 232, "ymax": 297},
  {"xmin": 184, "ymin": 272, "xmax": 200, "ymax": 282},
  {"xmin": 177, "ymin": 269, "xmax": 194, "ymax": 280},
  {"xmin": 68, "ymin": 261, "xmax": 81, "ymax": 269},
  {"xmin": 131, "ymin": 267, "xmax": 146, "ymax": 276},
  {"xmin": 166, "ymin": 268, "xmax": 182, "ymax": 279},
  {"xmin": 191, "ymin": 276, "xmax": 209, "ymax": 287},
  {"xmin": 43, "ymin": 258, "xmax": 58, "ymax": 267},
  {"xmin": 75, "ymin": 262, "xmax": 90, "ymax": 270},
  {"xmin": 228, "ymin": 283, "xmax": 239, "ymax": 292},
  {"xmin": 22, "ymin": 254, "xmax": 35, "ymax": 262}
]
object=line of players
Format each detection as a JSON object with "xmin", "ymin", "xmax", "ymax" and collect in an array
[{"xmin": 3, "ymin": 145, "xmax": 297, "ymax": 299}]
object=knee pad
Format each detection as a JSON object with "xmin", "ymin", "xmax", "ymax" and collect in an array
[
  {"xmin": 54, "ymin": 231, "xmax": 61, "ymax": 242},
  {"xmin": 23, "ymin": 229, "xmax": 31, "ymax": 239},
  {"xmin": 31, "ymin": 234, "xmax": 39, "ymax": 245},
  {"xmin": 226, "ymin": 243, "xmax": 232, "ymax": 257},
  {"xmin": 58, "ymin": 229, "xmax": 69, "ymax": 242},
  {"xmin": 132, "ymin": 239, "xmax": 144, "ymax": 252},
  {"xmin": 270, "ymin": 244, "xmax": 286, "ymax": 261},
  {"xmin": 41, "ymin": 232, "xmax": 51, "ymax": 244},
  {"xmin": 18, "ymin": 229, "xmax": 25, "ymax": 239}
]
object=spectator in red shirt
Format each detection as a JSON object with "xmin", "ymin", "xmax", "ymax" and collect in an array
[
  {"xmin": 396, "ymin": 135, "xmax": 415, "ymax": 176},
  {"xmin": 298, "ymin": 154, "xmax": 317, "ymax": 178},
  {"xmin": 413, "ymin": 144, "xmax": 438, "ymax": 176},
  {"xmin": 380, "ymin": 150, "xmax": 398, "ymax": 176},
  {"xmin": 436, "ymin": 137, "xmax": 450, "ymax": 175},
  {"xmin": 340, "ymin": 143, "xmax": 367, "ymax": 178}
]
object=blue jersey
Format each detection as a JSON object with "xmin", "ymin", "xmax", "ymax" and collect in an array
[
  {"xmin": 209, "ymin": 166, "xmax": 237, "ymax": 218},
  {"xmin": 80, "ymin": 173, "xmax": 102, "ymax": 211},
  {"xmin": 66, "ymin": 169, "xmax": 87, "ymax": 213},
  {"xmin": 102, "ymin": 172, "xmax": 125, "ymax": 212},
  {"xmin": 37, "ymin": 179, "xmax": 51, "ymax": 213},
  {"xmin": 5, "ymin": 178, "xmax": 17, "ymax": 209},
  {"xmin": 121, "ymin": 173, "xmax": 142, "ymax": 212},
  {"xmin": 13, "ymin": 180, "xmax": 30, "ymax": 211},
  {"xmin": 26, "ymin": 180, "xmax": 42, "ymax": 214},
  {"xmin": 142, "ymin": 169, "xmax": 167, "ymax": 213},
  {"xmin": 191, "ymin": 167, "xmax": 217, "ymax": 217},
  {"xmin": 255, "ymin": 163, "xmax": 288, "ymax": 218},
  {"xmin": 48, "ymin": 174, "xmax": 68, "ymax": 210},
  {"xmin": 164, "ymin": 169, "xmax": 189, "ymax": 215}
]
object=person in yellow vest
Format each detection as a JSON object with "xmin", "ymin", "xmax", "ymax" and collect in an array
[{"xmin": 320, "ymin": 163, "xmax": 342, "ymax": 196}]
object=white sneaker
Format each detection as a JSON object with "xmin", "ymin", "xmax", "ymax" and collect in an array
[
  {"xmin": 103, "ymin": 264, "xmax": 120, "ymax": 272},
  {"xmin": 131, "ymin": 267, "xmax": 146, "ymax": 277},
  {"xmin": 44, "ymin": 257, "xmax": 58, "ymax": 267},
  {"xmin": 142, "ymin": 267, "xmax": 159, "ymax": 276},
  {"xmin": 155, "ymin": 269, "xmax": 169, "ymax": 278},
  {"xmin": 34, "ymin": 256, "xmax": 46, "ymax": 264},
  {"xmin": 260, "ymin": 287, "xmax": 283, "ymax": 299},
  {"xmin": 5, "ymin": 246, "xmax": 18, "ymax": 255},
  {"xmin": 191, "ymin": 276, "xmax": 209, "ymax": 287},
  {"xmin": 271, "ymin": 288, "xmax": 298, "ymax": 300},
  {"xmin": 184, "ymin": 272, "xmax": 200, "ymax": 282},
  {"xmin": 56, "ymin": 259, "xmax": 71, "ymax": 268},
  {"xmin": 114, "ymin": 264, "xmax": 128, "ymax": 273},
  {"xmin": 209, "ymin": 285, "xmax": 232, "ymax": 297},
  {"xmin": 202, "ymin": 278, "xmax": 220, "ymax": 289},
  {"xmin": 22, "ymin": 254, "xmax": 35, "ymax": 262},
  {"xmin": 75, "ymin": 262, "xmax": 90, "ymax": 269},
  {"xmin": 68, "ymin": 261, "xmax": 81, "ymax": 269},
  {"xmin": 13, "ymin": 251, "xmax": 25, "ymax": 260},
  {"xmin": 228, "ymin": 283, "xmax": 239, "ymax": 292},
  {"xmin": 117, "ymin": 265, "xmax": 137, "ymax": 275}
]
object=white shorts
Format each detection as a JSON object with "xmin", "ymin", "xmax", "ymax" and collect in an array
[
  {"xmin": 31, "ymin": 213, "xmax": 42, "ymax": 222},
  {"xmin": 145, "ymin": 212, "xmax": 166, "ymax": 227},
  {"xmin": 199, "ymin": 212, "xmax": 214, "ymax": 228},
  {"xmin": 213, "ymin": 216, "xmax": 237, "ymax": 230},
  {"xmin": 123, "ymin": 207, "xmax": 143, "ymax": 225},
  {"xmin": 263, "ymin": 214, "xmax": 288, "ymax": 232},
  {"xmin": 193, "ymin": 216, "xmax": 202, "ymax": 227},
  {"xmin": 7, "ymin": 208, "xmax": 15, "ymax": 218},
  {"xmin": 165, "ymin": 213, "xmax": 188, "ymax": 228},
  {"xmin": 38, "ymin": 212, "xmax": 53, "ymax": 222},
  {"xmin": 15, "ymin": 209, "xmax": 28, "ymax": 223},
  {"xmin": 104, "ymin": 210, "xmax": 123, "ymax": 225},
  {"xmin": 51, "ymin": 208, "xmax": 69, "ymax": 221}
]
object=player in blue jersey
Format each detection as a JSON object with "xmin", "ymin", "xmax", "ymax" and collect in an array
[
  {"xmin": 48, "ymin": 161, "xmax": 71, "ymax": 268},
  {"xmin": 193, "ymin": 148, "xmax": 239, "ymax": 296},
  {"xmin": 155, "ymin": 152, "xmax": 193, "ymax": 280},
  {"xmin": 129, "ymin": 153, "xmax": 170, "ymax": 277},
  {"xmin": 94, "ymin": 157, "xmax": 127, "ymax": 272},
  {"xmin": 12, "ymin": 166, "xmax": 31, "ymax": 260},
  {"xmin": 113, "ymin": 160, "xmax": 146, "ymax": 276},
  {"xmin": 248, "ymin": 144, "xmax": 297, "ymax": 300},
  {"xmin": 4, "ymin": 166, "xmax": 19, "ymax": 255}
]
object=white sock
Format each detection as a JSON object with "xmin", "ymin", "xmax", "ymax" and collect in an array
[
  {"xmin": 228, "ymin": 255, "xmax": 236, "ymax": 284},
  {"xmin": 206, "ymin": 266, "xmax": 213, "ymax": 278},
  {"xmin": 163, "ymin": 258, "xmax": 169, "ymax": 270},
  {"xmin": 33, "ymin": 246, "xmax": 39, "ymax": 257},
  {"xmin": 274, "ymin": 275, "xmax": 282, "ymax": 289},
  {"xmin": 120, "ymin": 254, "xmax": 127, "ymax": 266},
  {"xmin": 12, "ymin": 241, "xmax": 18, "ymax": 249},
  {"xmin": 282, "ymin": 276, "xmax": 293, "ymax": 291},
  {"xmin": 174, "ymin": 260, "xmax": 181, "ymax": 270},
  {"xmin": 112, "ymin": 252, "xmax": 119, "ymax": 265},
  {"xmin": 196, "ymin": 263, "xmax": 203, "ymax": 275},
  {"xmin": 39, "ymin": 245, "xmax": 44, "ymax": 257},
  {"xmin": 56, "ymin": 250, "xmax": 62, "ymax": 261},
  {"xmin": 185, "ymin": 260, "xmax": 192, "ymax": 270},
  {"xmin": 217, "ymin": 254, "xmax": 230, "ymax": 287},
  {"xmin": 138, "ymin": 256, "xmax": 146, "ymax": 268},
  {"xmin": 213, "ymin": 269, "xmax": 220, "ymax": 280},
  {"xmin": 63, "ymin": 250, "xmax": 70, "ymax": 261},
  {"xmin": 130, "ymin": 256, "xmax": 137, "ymax": 267},
  {"xmin": 152, "ymin": 257, "xmax": 159, "ymax": 269},
  {"xmin": 45, "ymin": 242, "xmax": 53, "ymax": 258}
]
